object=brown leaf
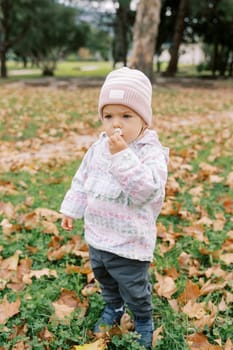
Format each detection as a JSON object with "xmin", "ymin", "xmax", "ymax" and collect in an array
[
  {"xmin": 204, "ymin": 265, "xmax": 226, "ymax": 279},
  {"xmin": 168, "ymin": 299, "xmax": 179, "ymax": 312},
  {"xmin": 182, "ymin": 300, "xmax": 206, "ymax": 319},
  {"xmin": 218, "ymin": 297, "xmax": 228, "ymax": 312},
  {"xmin": 12, "ymin": 341, "xmax": 30, "ymax": 350},
  {"xmin": 178, "ymin": 251, "xmax": 193, "ymax": 268},
  {"xmin": 161, "ymin": 199, "xmax": 181, "ymax": 216},
  {"xmin": 198, "ymin": 163, "xmax": 220, "ymax": 178},
  {"xmin": 52, "ymin": 302, "xmax": 75, "ymax": 321},
  {"xmin": 154, "ymin": 272, "xmax": 177, "ymax": 299},
  {"xmin": 183, "ymin": 224, "xmax": 209, "ymax": 243},
  {"xmin": 187, "ymin": 333, "xmax": 221, "ymax": 350},
  {"xmin": 35, "ymin": 208, "xmax": 62, "ymax": 222},
  {"xmin": 0, "ymin": 202, "xmax": 16, "ymax": 219},
  {"xmin": 42, "ymin": 221, "xmax": 59, "ymax": 235},
  {"xmin": 226, "ymin": 172, "xmax": 233, "ymax": 188},
  {"xmin": 0, "ymin": 219, "xmax": 22, "ymax": 236},
  {"xmin": 66, "ymin": 265, "xmax": 92, "ymax": 276},
  {"xmin": 0, "ymin": 296, "xmax": 21, "ymax": 324},
  {"xmin": 165, "ymin": 176, "xmax": 180, "ymax": 196},
  {"xmin": 51, "ymin": 289, "xmax": 88, "ymax": 321},
  {"xmin": 193, "ymin": 301, "xmax": 217, "ymax": 329},
  {"xmin": 29, "ymin": 268, "xmax": 58, "ymax": 279},
  {"xmin": 220, "ymin": 253, "xmax": 233, "ymax": 265},
  {"xmin": 152, "ymin": 325, "xmax": 163, "ymax": 348},
  {"xmin": 163, "ymin": 267, "xmax": 179, "ymax": 279},
  {"xmin": 224, "ymin": 338, "xmax": 233, "ymax": 350},
  {"xmin": 222, "ymin": 197, "xmax": 233, "ymax": 214},
  {"xmin": 0, "ymin": 251, "xmax": 20, "ymax": 272},
  {"xmin": 38, "ymin": 327, "xmax": 54, "ymax": 341},
  {"xmin": 47, "ymin": 243, "xmax": 73, "ymax": 261},
  {"xmin": 200, "ymin": 279, "xmax": 227, "ymax": 296},
  {"xmin": 119, "ymin": 313, "xmax": 134, "ymax": 333},
  {"xmin": 81, "ymin": 283, "xmax": 100, "ymax": 297},
  {"xmin": 178, "ymin": 280, "xmax": 201, "ymax": 305}
]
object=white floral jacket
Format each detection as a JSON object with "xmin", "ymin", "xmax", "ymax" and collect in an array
[{"xmin": 60, "ymin": 129, "xmax": 169, "ymax": 261}]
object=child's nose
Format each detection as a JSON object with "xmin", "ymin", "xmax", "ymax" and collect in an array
[{"xmin": 112, "ymin": 117, "xmax": 122, "ymax": 128}]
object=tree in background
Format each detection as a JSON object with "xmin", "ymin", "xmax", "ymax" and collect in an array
[
  {"xmin": 0, "ymin": 0, "xmax": 89, "ymax": 78},
  {"xmin": 86, "ymin": 27, "xmax": 111, "ymax": 61},
  {"xmin": 0, "ymin": 0, "xmax": 43, "ymax": 78},
  {"xmin": 130, "ymin": 0, "xmax": 161, "ymax": 82},
  {"xmin": 155, "ymin": 0, "xmax": 180, "ymax": 73},
  {"xmin": 112, "ymin": 0, "xmax": 135, "ymax": 67},
  {"xmin": 13, "ymin": 1, "xmax": 89, "ymax": 76},
  {"xmin": 190, "ymin": 0, "xmax": 233, "ymax": 77},
  {"xmin": 165, "ymin": 0, "xmax": 189, "ymax": 76}
]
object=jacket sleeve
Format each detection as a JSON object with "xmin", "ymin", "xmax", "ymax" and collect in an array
[
  {"xmin": 109, "ymin": 145, "xmax": 168, "ymax": 206},
  {"xmin": 60, "ymin": 147, "xmax": 93, "ymax": 219}
]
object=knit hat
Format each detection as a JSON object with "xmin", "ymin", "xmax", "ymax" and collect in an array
[{"xmin": 98, "ymin": 67, "xmax": 153, "ymax": 126}]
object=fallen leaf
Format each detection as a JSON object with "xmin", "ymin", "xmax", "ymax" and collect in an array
[
  {"xmin": 226, "ymin": 172, "xmax": 233, "ymax": 188},
  {"xmin": 224, "ymin": 338, "xmax": 233, "ymax": 350},
  {"xmin": 120, "ymin": 313, "xmax": 134, "ymax": 333},
  {"xmin": 29, "ymin": 268, "xmax": 58, "ymax": 279},
  {"xmin": 154, "ymin": 272, "xmax": 177, "ymax": 299},
  {"xmin": 187, "ymin": 332, "xmax": 221, "ymax": 349},
  {"xmin": 220, "ymin": 253, "xmax": 233, "ymax": 265},
  {"xmin": 178, "ymin": 280, "xmax": 201, "ymax": 305},
  {"xmin": 0, "ymin": 296, "xmax": 21, "ymax": 324},
  {"xmin": 81, "ymin": 283, "xmax": 100, "ymax": 297},
  {"xmin": 200, "ymin": 279, "xmax": 227, "ymax": 296},
  {"xmin": 73, "ymin": 339, "xmax": 107, "ymax": 350},
  {"xmin": 152, "ymin": 325, "xmax": 163, "ymax": 347},
  {"xmin": 51, "ymin": 289, "xmax": 88, "ymax": 321}
]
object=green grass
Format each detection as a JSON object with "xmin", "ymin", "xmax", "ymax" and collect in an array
[
  {"xmin": 5, "ymin": 60, "xmax": 113, "ymax": 80},
  {"xmin": 4, "ymin": 60, "xmax": 225, "ymax": 80}
]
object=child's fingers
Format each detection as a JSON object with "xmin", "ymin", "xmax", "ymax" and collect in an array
[{"xmin": 61, "ymin": 216, "xmax": 74, "ymax": 231}]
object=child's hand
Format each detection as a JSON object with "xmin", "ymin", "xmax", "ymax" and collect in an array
[
  {"xmin": 109, "ymin": 130, "xmax": 128, "ymax": 154},
  {"xmin": 61, "ymin": 215, "xmax": 74, "ymax": 231}
]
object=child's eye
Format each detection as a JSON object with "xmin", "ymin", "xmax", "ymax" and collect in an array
[
  {"xmin": 103, "ymin": 114, "xmax": 112, "ymax": 119},
  {"xmin": 123, "ymin": 114, "xmax": 132, "ymax": 119}
]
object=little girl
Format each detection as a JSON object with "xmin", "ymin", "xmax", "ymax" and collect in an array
[{"xmin": 60, "ymin": 67, "xmax": 169, "ymax": 348}]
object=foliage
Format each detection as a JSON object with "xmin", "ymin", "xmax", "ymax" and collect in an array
[
  {"xmin": 0, "ymin": 80, "xmax": 233, "ymax": 349},
  {"xmin": 156, "ymin": 0, "xmax": 233, "ymax": 76},
  {"xmin": 0, "ymin": 0, "xmax": 90, "ymax": 77},
  {"xmin": 86, "ymin": 27, "xmax": 112, "ymax": 61},
  {"xmin": 13, "ymin": 1, "xmax": 90, "ymax": 76}
]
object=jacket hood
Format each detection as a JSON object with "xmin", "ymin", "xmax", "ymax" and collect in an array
[{"xmin": 135, "ymin": 129, "xmax": 169, "ymax": 164}]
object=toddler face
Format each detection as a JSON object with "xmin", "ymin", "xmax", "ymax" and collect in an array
[{"xmin": 102, "ymin": 104, "xmax": 146, "ymax": 144}]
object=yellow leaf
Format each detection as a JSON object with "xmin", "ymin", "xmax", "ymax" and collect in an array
[{"xmin": 73, "ymin": 339, "xmax": 107, "ymax": 350}]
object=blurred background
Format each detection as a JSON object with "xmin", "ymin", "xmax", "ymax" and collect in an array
[{"xmin": 0, "ymin": 0, "xmax": 233, "ymax": 81}]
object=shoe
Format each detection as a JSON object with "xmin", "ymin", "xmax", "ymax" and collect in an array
[
  {"xmin": 94, "ymin": 304, "xmax": 125, "ymax": 333},
  {"xmin": 134, "ymin": 317, "xmax": 154, "ymax": 349}
]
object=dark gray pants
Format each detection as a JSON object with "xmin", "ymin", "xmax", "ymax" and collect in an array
[{"xmin": 89, "ymin": 245, "xmax": 153, "ymax": 318}]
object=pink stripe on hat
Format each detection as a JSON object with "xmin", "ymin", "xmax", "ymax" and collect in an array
[{"xmin": 98, "ymin": 67, "xmax": 153, "ymax": 126}]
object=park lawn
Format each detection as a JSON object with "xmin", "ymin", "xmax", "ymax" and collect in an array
[
  {"xmin": 5, "ymin": 60, "xmax": 113, "ymax": 80},
  {"xmin": 0, "ymin": 79, "xmax": 233, "ymax": 349},
  {"xmin": 4, "ymin": 59, "xmax": 214, "ymax": 80}
]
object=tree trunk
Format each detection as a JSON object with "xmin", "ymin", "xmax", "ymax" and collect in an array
[
  {"xmin": 129, "ymin": 0, "xmax": 161, "ymax": 82},
  {"xmin": 0, "ymin": 0, "xmax": 10, "ymax": 78},
  {"xmin": 165, "ymin": 0, "xmax": 188, "ymax": 76},
  {"xmin": 211, "ymin": 42, "xmax": 218, "ymax": 78},
  {"xmin": 228, "ymin": 54, "xmax": 233, "ymax": 77},
  {"xmin": 219, "ymin": 47, "xmax": 229, "ymax": 77},
  {"xmin": 0, "ymin": 50, "xmax": 7, "ymax": 78},
  {"xmin": 112, "ymin": 0, "xmax": 131, "ymax": 67}
]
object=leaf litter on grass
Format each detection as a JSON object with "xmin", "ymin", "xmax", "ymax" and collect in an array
[{"xmin": 0, "ymin": 82, "xmax": 233, "ymax": 349}]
